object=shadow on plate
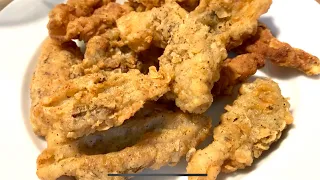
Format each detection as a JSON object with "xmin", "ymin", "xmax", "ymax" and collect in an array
[
  {"xmin": 260, "ymin": 61, "xmax": 302, "ymax": 80},
  {"xmin": 21, "ymin": 38, "xmax": 46, "ymax": 151},
  {"xmin": 0, "ymin": 0, "xmax": 64, "ymax": 26},
  {"xmin": 260, "ymin": 60, "xmax": 320, "ymax": 80},
  {"xmin": 260, "ymin": 16, "xmax": 280, "ymax": 37}
]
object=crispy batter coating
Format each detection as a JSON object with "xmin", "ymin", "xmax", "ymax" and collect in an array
[
  {"xmin": 70, "ymin": 29, "xmax": 140, "ymax": 78},
  {"xmin": 48, "ymin": 2, "xmax": 131, "ymax": 42},
  {"xmin": 37, "ymin": 108, "xmax": 211, "ymax": 180},
  {"xmin": 30, "ymin": 38, "xmax": 83, "ymax": 136},
  {"xmin": 187, "ymin": 78, "xmax": 293, "ymax": 180},
  {"xmin": 128, "ymin": 0, "xmax": 200, "ymax": 11},
  {"xmin": 32, "ymin": 68, "xmax": 170, "ymax": 139},
  {"xmin": 235, "ymin": 23, "xmax": 320, "ymax": 76},
  {"xmin": 212, "ymin": 53, "xmax": 265, "ymax": 96},
  {"xmin": 66, "ymin": 0, "xmax": 113, "ymax": 16},
  {"xmin": 161, "ymin": 0, "xmax": 271, "ymax": 113},
  {"xmin": 117, "ymin": 3, "xmax": 187, "ymax": 52},
  {"xmin": 117, "ymin": 0, "xmax": 271, "ymax": 113}
]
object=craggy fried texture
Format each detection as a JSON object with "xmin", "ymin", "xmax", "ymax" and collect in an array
[
  {"xmin": 128, "ymin": 0, "xmax": 200, "ymax": 11},
  {"xmin": 190, "ymin": 0, "xmax": 272, "ymax": 49},
  {"xmin": 212, "ymin": 53, "xmax": 265, "ymax": 96},
  {"xmin": 69, "ymin": 29, "xmax": 140, "ymax": 78},
  {"xmin": 187, "ymin": 78, "xmax": 293, "ymax": 180},
  {"xmin": 235, "ymin": 23, "xmax": 320, "ymax": 76},
  {"xmin": 48, "ymin": 1, "xmax": 131, "ymax": 42},
  {"xmin": 37, "ymin": 108, "xmax": 212, "ymax": 180},
  {"xmin": 117, "ymin": 3, "xmax": 187, "ymax": 52},
  {"xmin": 66, "ymin": 0, "xmax": 114, "ymax": 16},
  {"xmin": 117, "ymin": 0, "xmax": 271, "ymax": 113},
  {"xmin": 32, "ymin": 68, "xmax": 170, "ymax": 139},
  {"xmin": 30, "ymin": 38, "xmax": 83, "ymax": 136},
  {"xmin": 160, "ymin": 0, "xmax": 271, "ymax": 113}
]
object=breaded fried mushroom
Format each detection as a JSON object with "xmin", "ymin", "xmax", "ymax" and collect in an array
[
  {"xmin": 37, "ymin": 108, "xmax": 211, "ymax": 180},
  {"xmin": 32, "ymin": 68, "xmax": 170, "ymax": 140},
  {"xmin": 187, "ymin": 78, "xmax": 293, "ymax": 180},
  {"xmin": 48, "ymin": 1, "xmax": 131, "ymax": 42},
  {"xmin": 235, "ymin": 23, "xmax": 320, "ymax": 76}
]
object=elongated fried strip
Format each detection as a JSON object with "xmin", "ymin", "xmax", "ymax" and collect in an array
[
  {"xmin": 37, "ymin": 109, "xmax": 212, "ymax": 180},
  {"xmin": 32, "ymin": 68, "xmax": 170, "ymax": 139},
  {"xmin": 48, "ymin": 2, "xmax": 131, "ymax": 42},
  {"xmin": 235, "ymin": 23, "xmax": 320, "ymax": 76},
  {"xmin": 30, "ymin": 38, "xmax": 83, "ymax": 136},
  {"xmin": 187, "ymin": 78, "xmax": 293, "ymax": 180},
  {"xmin": 212, "ymin": 53, "xmax": 265, "ymax": 96}
]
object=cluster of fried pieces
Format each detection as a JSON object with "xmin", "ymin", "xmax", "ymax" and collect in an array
[{"xmin": 30, "ymin": 0, "xmax": 320, "ymax": 179}]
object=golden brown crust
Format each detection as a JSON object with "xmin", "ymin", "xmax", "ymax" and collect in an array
[
  {"xmin": 32, "ymin": 68, "xmax": 170, "ymax": 140},
  {"xmin": 117, "ymin": 0, "xmax": 271, "ymax": 113},
  {"xmin": 69, "ymin": 29, "xmax": 140, "ymax": 78},
  {"xmin": 37, "ymin": 108, "xmax": 211, "ymax": 180},
  {"xmin": 128, "ymin": 0, "xmax": 200, "ymax": 11},
  {"xmin": 235, "ymin": 23, "xmax": 320, "ymax": 76},
  {"xmin": 187, "ymin": 78, "xmax": 293, "ymax": 180},
  {"xmin": 212, "ymin": 53, "xmax": 265, "ymax": 96},
  {"xmin": 30, "ymin": 38, "xmax": 83, "ymax": 136},
  {"xmin": 47, "ymin": 1, "xmax": 131, "ymax": 42}
]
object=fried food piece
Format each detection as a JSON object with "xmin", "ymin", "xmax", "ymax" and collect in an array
[
  {"xmin": 235, "ymin": 23, "xmax": 320, "ymax": 76},
  {"xmin": 47, "ymin": 0, "xmax": 113, "ymax": 41},
  {"xmin": 37, "ymin": 108, "xmax": 212, "ymax": 180},
  {"xmin": 161, "ymin": 0, "xmax": 271, "ymax": 113},
  {"xmin": 128, "ymin": 0, "xmax": 200, "ymax": 11},
  {"xmin": 70, "ymin": 30, "xmax": 164, "ymax": 77},
  {"xmin": 66, "ymin": 0, "xmax": 113, "ymax": 16},
  {"xmin": 187, "ymin": 78, "xmax": 293, "ymax": 180},
  {"xmin": 117, "ymin": 3, "xmax": 187, "ymax": 52},
  {"xmin": 212, "ymin": 53, "xmax": 265, "ymax": 96},
  {"xmin": 32, "ymin": 68, "xmax": 170, "ymax": 139},
  {"xmin": 48, "ymin": 2, "xmax": 131, "ymax": 42},
  {"xmin": 117, "ymin": 0, "xmax": 271, "ymax": 113},
  {"xmin": 69, "ymin": 29, "xmax": 140, "ymax": 78},
  {"xmin": 30, "ymin": 38, "xmax": 83, "ymax": 136}
]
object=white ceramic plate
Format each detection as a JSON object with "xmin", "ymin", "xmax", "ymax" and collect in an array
[{"xmin": 0, "ymin": 0, "xmax": 319, "ymax": 179}]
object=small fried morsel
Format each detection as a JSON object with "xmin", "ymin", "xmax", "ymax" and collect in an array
[
  {"xmin": 32, "ymin": 68, "xmax": 170, "ymax": 139},
  {"xmin": 30, "ymin": 38, "xmax": 83, "ymax": 136},
  {"xmin": 37, "ymin": 108, "xmax": 211, "ymax": 180},
  {"xmin": 48, "ymin": 2, "xmax": 131, "ymax": 42},
  {"xmin": 235, "ymin": 23, "xmax": 320, "ymax": 76},
  {"xmin": 187, "ymin": 78, "xmax": 293, "ymax": 180},
  {"xmin": 212, "ymin": 53, "xmax": 265, "ymax": 96},
  {"xmin": 69, "ymin": 29, "xmax": 139, "ymax": 78}
]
